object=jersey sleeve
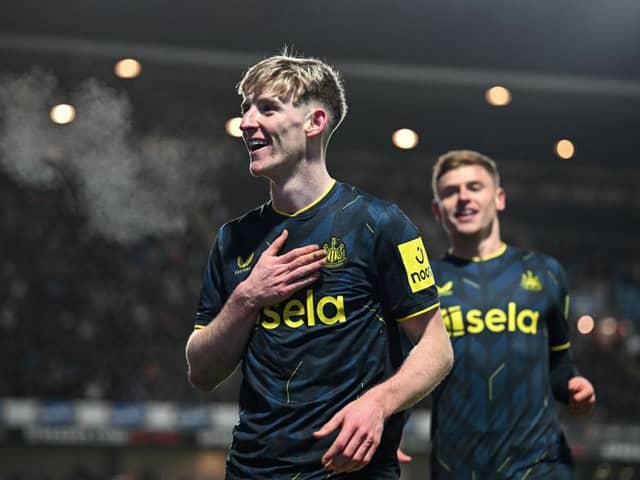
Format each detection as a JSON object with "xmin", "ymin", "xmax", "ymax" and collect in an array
[
  {"xmin": 544, "ymin": 256, "xmax": 572, "ymax": 351},
  {"xmin": 194, "ymin": 229, "xmax": 227, "ymax": 330},
  {"xmin": 372, "ymin": 204, "xmax": 439, "ymax": 321},
  {"xmin": 544, "ymin": 255, "xmax": 579, "ymax": 400}
]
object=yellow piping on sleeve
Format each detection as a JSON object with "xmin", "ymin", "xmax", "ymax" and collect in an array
[
  {"xmin": 551, "ymin": 342, "xmax": 571, "ymax": 352},
  {"xmin": 396, "ymin": 302, "xmax": 440, "ymax": 323}
]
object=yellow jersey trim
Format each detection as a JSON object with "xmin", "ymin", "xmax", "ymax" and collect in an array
[
  {"xmin": 194, "ymin": 324, "xmax": 205, "ymax": 330},
  {"xmin": 472, "ymin": 243, "xmax": 507, "ymax": 262},
  {"xmin": 396, "ymin": 302, "xmax": 440, "ymax": 323},
  {"xmin": 551, "ymin": 342, "xmax": 571, "ymax": 352},
  {"xmin": 272, "ymin": 180, "xmax": 336, "ymax": 217},
  {"xmin": 447, "ymin": 243, "xmax": 507, "ymax": 262}
]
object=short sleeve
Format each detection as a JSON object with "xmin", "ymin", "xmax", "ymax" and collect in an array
[
  {"xmin": 372, "ymin": 204, "xmax": 439, "ymax": 321},
  {"xmin": 194, "ymin": 230, "xmax": 226, "ymax": 330},
  {"xmin": 545, "ymin": 256, "xmax": 572, "ymax": 352}
]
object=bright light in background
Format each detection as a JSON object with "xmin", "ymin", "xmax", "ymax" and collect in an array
[
  {"xmin": 392, "ymin": 128, "xmax": 419, "ymax": 149},
  {"xmin": 555, "ymin": 139, "xmax": 575, "ymax": 159},
  {"xmin": 50, "ymin": 104, "xmax": 76, "ymax": 125},
  {"xmin": 577, "ymin": 315, "xmax": 595, "ymax": 335},
  {"xmin": 485, "ymin": 86, "xmax": 512, "ymax": 106},
  {"xmin": 599, "ymin": 316, "xmax": 618, "ymax": 337},
  {"xmin": 225, "ymin": 117, "xmax": 243, "ymax": 138},
  {"xmin": 114, "ymin": 58, "xmax": 142, "ymax": 79}
]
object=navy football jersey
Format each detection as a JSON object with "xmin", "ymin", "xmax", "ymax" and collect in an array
[
  {"xmin": 195, "ymin": 181, "xmax": 440, "ymax": 479},
  {"xmin": 430, "ymin": 244, "xmax": 575, "ymax": 480}
]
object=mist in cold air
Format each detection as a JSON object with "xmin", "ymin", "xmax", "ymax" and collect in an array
[{"xmin": 0, "ymin": 69, "xmax": 235, "ymax": 244}]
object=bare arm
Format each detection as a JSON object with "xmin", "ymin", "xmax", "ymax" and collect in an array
[
  {"xmin": 186, "ymin": 229, "xmax": 326, "ymax": 391},
  {"xmin": 314, "ymin": 306, "xmax": 453, "ymax": 473}
]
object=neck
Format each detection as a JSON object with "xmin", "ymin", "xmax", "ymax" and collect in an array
[
  {"xmin": 270, "ymin": 161, "xmax": 334, "ymax": 215},
  {"xmin": 449, "ymin": 222, "xmax": 504, "ymax": 260}
]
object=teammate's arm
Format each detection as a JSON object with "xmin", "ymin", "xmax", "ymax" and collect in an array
[
  {"xmin": 549, "ymin": 347, "xmax": 578, "ymax": 403},
  {"xmin": 314, "ymin": 306, "xmax": 453, "ymax": 473},
  {"xmin": 186, "ymin": 229, "xmax": 326, "ymax": 391},
  {"xmin": 546, "ymin": 259, "xmax": 596, "ymax": 415}
]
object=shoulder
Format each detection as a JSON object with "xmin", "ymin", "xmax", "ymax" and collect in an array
[
  {"xmin": 508, "ymin": 245, "xmax": 568, "ymax": 290},
  {"xmin": 336, "ymin": 183, "xmax": 413, "ymax": 233},
  {"xmin": 339, "ymin": 183, "xmax": 394, "ymax": 209},
  {"xmin": 512, "ymin": 246, "xmax": 565, "ymax": 273},
  {"xmin": 214, "ymin": 202, "xmax": 270, "ymax": 244},
  {"xmin": 351, "ymin": 184, "xmax": 411, "ymax": 222}
]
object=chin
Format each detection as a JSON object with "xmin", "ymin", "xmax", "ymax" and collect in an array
[{"xmin": 453, "ymin": 225, "xmax": 483, "ymax": 237}]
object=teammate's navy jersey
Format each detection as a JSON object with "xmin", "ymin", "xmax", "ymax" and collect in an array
[
  {"xmin": 430, "ymin": 244, "xmax": 575, "ymax": 480},
  {"xmin": 195, "ymin": 181, "xmax": 440, "ymax": 479}
]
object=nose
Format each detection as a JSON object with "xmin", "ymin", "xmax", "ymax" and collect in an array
[
  {"xmin": 240, "ymin": 107, "xmax": 257, "ymax": 132},
  {"xmin": 457, "ymin": 186, "xmax": 470, "ymax": 202}
]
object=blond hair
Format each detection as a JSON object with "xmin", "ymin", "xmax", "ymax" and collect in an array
[
  {"xmin": 237, "ymin": 52, "xmax": 347, "ymax": 139},
  {"xmin": 432, "ymin": 150, "xmax": 500, "ymax": 198}
]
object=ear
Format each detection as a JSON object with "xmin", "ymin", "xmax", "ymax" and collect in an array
[
  {"xmin": 305, "ymin": 108, "xmax": 328, "ymax": 138},
  {"xmin": 495, "ymin": 187, "xmax": 506, "ymax": 212},
  {"xmin": 432, "ymin": 198, "xmax": 443, "ymax": 222}
]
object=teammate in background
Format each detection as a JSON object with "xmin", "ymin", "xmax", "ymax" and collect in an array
[
  {"xmin": 185, "ymin": 52, "xmax": 453, "ymax": 479},
  {"xmin": 428, "ymin": 149, "xmax": 596, "ymax": 479}
]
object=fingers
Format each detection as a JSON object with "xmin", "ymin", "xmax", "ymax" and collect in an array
[
  {"xmin": 322, "ymin": 430, "xmax": 379, "ymax": 473},
  {"xmin": 321, "ymin": 428, "xmax": 355, "ymax": 469},
  {"xmin": 316, "ymin": 404, "xmax": 383, "ymax": 474},
  {"xmin": 345, "ymin": 435, "xmax": 378, "ymax": 472},
  {"xmin": 276, "ymin": 271, "xmax": 322, "ymax": 298},
  {"xmin": 248, "ymin": 232, "xmax": 326, "ymax": 306},
  {"xmin": 397, "ymin": 447, "xmax": 413, "ymax": 463},
  {"xmin": 313, "ymin": 411, "xmax": 343, "ymax": 439},
  {"xmin": 568, "ymin": 379, "xmax": 596, "ymax": 416},
  {"xmin": 268, "ymin": 246, "xmax": 325, "ymax": 294},
  {"xmin": 278, "ymin": 244, "xmax": 326, "ymax": 267},
  {"xmin": 265, "ymin": 229, "xmax": 288, "ymax": 254},
  {"xmin": 572, "ymin": 387, "xmax": 593, "ymax": 403},
  {"xmin": 568, "ymin": 377, "xmax": 596, "ymax": 406}
]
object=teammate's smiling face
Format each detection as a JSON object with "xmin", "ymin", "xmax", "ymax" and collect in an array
[
  {"xmin": 240, "ymin": 90, "xmax": 311, "ymax": 180},
  {"xmin": 432, "ymin": 164, "xmax": 505, "ymax": 238}
]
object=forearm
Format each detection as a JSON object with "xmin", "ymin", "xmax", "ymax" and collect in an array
[
  {"xmin": 186, "ymin": 282, "xmax": 260, "ymax": 390},
  {"xmin": 369, "ymin": 312, "xmax": 453, "ymax": 418}
]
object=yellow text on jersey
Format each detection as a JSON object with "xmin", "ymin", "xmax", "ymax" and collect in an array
[
  {"xmin": 441, "ymin": 302, "xmax": 539, "ymax": 336},
  {"xmin": 259, "ymin": 289, "xmax": 345, "ymax": 330}
]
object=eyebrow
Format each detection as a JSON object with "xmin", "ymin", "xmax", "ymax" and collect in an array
[{"xmin": 241, "ymin": 93, "xmax": 281, "ymax": 111}]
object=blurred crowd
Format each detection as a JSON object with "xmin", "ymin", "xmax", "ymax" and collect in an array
[{"xmin": 1, "ymin": 170, "xmax": 639, "ymax": 423}]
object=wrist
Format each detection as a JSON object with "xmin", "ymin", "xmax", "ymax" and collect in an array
[
  {"xmin": 365, "ymin": 384, "xmax": 395, "ymax": 419},
  {"xmin": 230, "ymin": 281, "xmax": 262, "ymax": 317}
]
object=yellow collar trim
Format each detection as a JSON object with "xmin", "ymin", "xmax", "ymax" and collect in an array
[
  {"xmin": 272, "ymin": 180, "xmax": 336, "ymax": 217},
  {"xmin": 471, "ymin": 242, "xmax": 507, "ymax": 262}
]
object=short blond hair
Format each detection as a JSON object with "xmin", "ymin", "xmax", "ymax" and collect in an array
[
  {"xmin": 432, "ymin": 150, "xmax": 500, "ymax": 198},
  {"xmin": 236, "ymin": 52, "xmax": 348, "ymax": 138}
]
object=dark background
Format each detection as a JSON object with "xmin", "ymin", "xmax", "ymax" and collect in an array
[{"xmin": 1, "ymin": 1, "xmax": 639, "ymax": 478}]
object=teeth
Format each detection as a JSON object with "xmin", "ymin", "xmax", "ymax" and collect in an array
[{"xmin": 248, "ymin": 139, "xmax": 268, "ymax": 150}]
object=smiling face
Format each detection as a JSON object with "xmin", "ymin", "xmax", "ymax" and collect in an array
[
  {"xmin": 240, "ymin": 90, "xmax": 312, "ymax": 180},
  {"xmin": 432, "ymin": 164, "xmax": 505, "ymax": 240},
  {"xmin": 236, "ymin": 55, "xmax": 349, "ymax": 179}
]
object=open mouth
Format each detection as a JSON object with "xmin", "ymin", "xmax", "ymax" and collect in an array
[
  {"xmin": 455, "ymin": 208, "xmax": 477, "ymax": 219},
  {"xmin": 247, "ymin": 138, "xmax": 270, "ymax": 152}
]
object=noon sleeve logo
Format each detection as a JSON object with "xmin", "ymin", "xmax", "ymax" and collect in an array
[{"xmin": 397, "ymin": 237, "xmax": 435, "ymax": 293}]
